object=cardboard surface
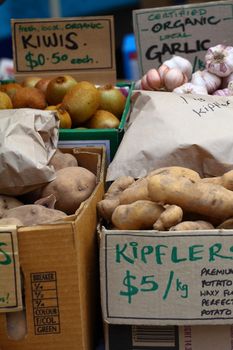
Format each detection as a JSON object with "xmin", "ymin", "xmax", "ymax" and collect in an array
[
  {"xmin": 0, "ymin": 147, "xmax": 105, "ymax": 350},
  {"xmin": 133, "ymin": 0, "xmax": 233, "ymax": 75},
  {"xmin": 11, "ymin": 16, "xmax": 116, "ymax": 84},
  {"xmin": 105, "ymin": 323, "xmax": 233, "ymax": 350},
  {"xmin": 100, "ymin": 228, "xmax": 233, "ymax": 326},
  {"xmin": 0, "ymin": 227, "xmax": 22, "ymax": 313}
]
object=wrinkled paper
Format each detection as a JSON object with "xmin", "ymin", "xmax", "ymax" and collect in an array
[
  {"xmin": 107, "ymin": 91, "xmax": 233, "ymax": 180},
  {"xmin": 0, "ymin": 108, "xmax": 59, "ymax": 195}
]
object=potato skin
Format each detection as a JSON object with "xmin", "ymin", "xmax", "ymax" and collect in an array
[
  {"xmin": 153, "ymin": 205, "xmax": 183, "ymax": 231},
  {"xmin": 49, "ymin": 149, "xmax": 78, "ymax": 171},
  {"xmin": 170, "ymin": 220, "xmax": 214, "ymax": 231},
  {"xmin": 112, "ymin": 200, "xmax": 164, "ymax": 230},
  {"xmin": 148, "ymin": 173, "xmax": 233, "ymax": 221},
  {"xmin": 41, "ymin": 166, "xmax": 96, "ymax": 214}
]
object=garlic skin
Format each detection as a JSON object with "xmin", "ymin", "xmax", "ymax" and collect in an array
[
  {"xmin": 141, "ymin": 74, "xmax": 154, "ymax": 90},
  {"xmin": 191, "ymin": 70, "xmax": 221, "ymax": 94},
  {"xmin": 134, "ymin": 79, "xmax": 142, "ymax": 90},
  {"xmin": 163, "ymin": 67, "xmax": 188, "ymax": 91},
  {"xmin": 221, "ymin": 72, "xmax": 233, "ymax": 88},
  {"xmin": 212, "ymin": 88, "xmax": 233, "ymax": 96},
  {"xmin": 169, "ymin": 55, "xmax": 193, "ymax": 80},
  {"xmin": 205, "ymin": 44, "xmax": 233, "ymax": 77},
  {"xmin": 145, "ymin": 68, "xmax": 162, "ymax": 90},
  {"xmin": 173, "ymin": 82, "xmax": 208, "ymax": 95},
  {"xmin": 158, "ymin": 64, "xmax": 170, "ymax": 87},
  {"xmin": 191, "ymin": 70, "xmax": 206, "ymax": 87}
]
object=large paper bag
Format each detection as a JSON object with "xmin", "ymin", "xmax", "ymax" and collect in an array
[
  {"xmin": 0, "ymin": 108, "xmax": 59, "ymax": 195},
  {"xmin": 107, "ymin": 91, "xmax": 233, "ymax": 180}
]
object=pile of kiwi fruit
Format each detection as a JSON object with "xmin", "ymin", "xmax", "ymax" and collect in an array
[{"xmin": 0, "ymin": 75, "xmax": 128, "ymax": 129}]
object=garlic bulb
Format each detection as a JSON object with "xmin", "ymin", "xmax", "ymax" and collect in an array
[
  {"xmin": 212, "ymin": 88, "xmax": 233, "ymax": 96},
  {"xmin": 221, "ymin": 72, "xmax": 233, "ymax": 88},
  {"xmin": 163, "ymin": 67, "xmax": 188, "ymax": 91},
  {"xmin": 162, "ymin": 55, "xmax": 193, "ymax": 80},
  {"xmin": 158, "ymin": 64, "xmax": 170, "ymax": 87},
  {"xmin": 191, "ymin": 70, "xmax": 206, "ymax": 87},
  {"xmin": 173, "ymin": 82, "xmax": 208, "ymax": 95},
  {"xmin": 141, "ymin": 74, "xmax": 154, "ymax": 90},
  {"xmin": 134, "ymin": 79, "xmax": 142, "ymax": 90},
  {"xmin": 205, "ymin": 44, "xmax": 233, "ymax": 77},
  {"xmin": 145, "ymin": 68, "xmax": 162, "ymax": 90},
  {"xmin": 228, "ymin": 80, "xmax": 233, "ymax": 94}
]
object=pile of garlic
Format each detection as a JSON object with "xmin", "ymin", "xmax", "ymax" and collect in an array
[{"xmin": 135, "ymin": 44, "xmax": 233, "ymax": 96}]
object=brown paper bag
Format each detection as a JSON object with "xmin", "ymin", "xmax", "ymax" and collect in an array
[
  {"xmin": 107, "ymin": 91, "xmax": 233, "ymax": 180},
  {"xmin": 0, "ymin": 108, "xmax": 59, "ymax": 195}
]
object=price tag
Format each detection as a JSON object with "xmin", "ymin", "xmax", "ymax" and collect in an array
[
  {"xmin": 11, "ymin": 16, "xmax": 116, "ymax": 84},
  {"xmin": 133, "ymin": 0, "xmax": 233, "ymax": 75},
  {"xmin": 0, "ymin": 227, "xmax": 22, "ymax": 312},
  {"xmin": 100, "ymin": 230, "xmax": 233, "ymax": 325}
]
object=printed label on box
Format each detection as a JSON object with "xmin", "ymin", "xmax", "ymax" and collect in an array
[{"xmin": 100, "ymin": 230, "xmax": 233, "ymax": 325}]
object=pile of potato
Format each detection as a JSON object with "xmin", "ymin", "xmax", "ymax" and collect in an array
[
  {"xmin": 0, "ymin": 149, "xmax": 97, "ymax": 226},
  {"xmin": 97, "ymin": 166, "xmax": 233, "ymax": 231}
]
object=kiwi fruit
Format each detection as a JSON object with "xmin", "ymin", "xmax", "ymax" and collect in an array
[
  {"xmin": 85, "ymin": 110, "xmax": 120, "ymax": 129},
  {"xmin": 62, "ymin": 81, "xmax": 100, "ymax": 126},
  {"xmin": 22, "ymin": 76, "xmax": 42, "ymax": 88},
  {"xmin": 46, "ymin": 104, "xmax": 72, "ymax": 128},
  {"xmin": 35, "ymin": 78, "xmax": 51, "ymax": 94},
  {"xmin": 0, "ymin": 83, "xmax": 22, "ymax": 100},
  {"xmin": 46, "ymin": 75, "xmax": 77, "ymax": 105},
  {"xmin": 0, "ymin": 91, "xmax": 13, "ymax": 109},
  {"xmin": 98, "ymin": 84, "xmax": 126, "ymax": 118},
  {"xmin": 12, "ymin": 87, "xmax": 47, "ymax": 109}
]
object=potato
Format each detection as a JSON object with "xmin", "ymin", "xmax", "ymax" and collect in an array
[
  {"xmin": 105, "ymin": 176, "xmax": 135, "ymax": 199},
  {"xmin": 153, "ymin": 205, "xmax": 183, "ymax": 231},
  {"xmin": 41, "ymin": 166, "xmax": 96, "ymax": 214},
  {"xmin": 170, "ymin": 220, "xmax": 214, "ymax": 231},
  {"xmin": 112, "ymin": 200, "xmax": 164, "ymax": 230},
  {"xmin": 3, "ymin": 204, "xmax": 67, "ymax": 226},
  {"xmin": 97, "ymin": 176, "xmax": 135, "ymax": 222},
  {"xmin": 119, "ymin": 177, "xmax": 150, "ymax": 204},
  {"xmin": 6, "ymin": 310, "xmax": 27, "ymax": 340},
  {"xmin": 0, "ymin": 218, "xmax": 23, "ymax": 226},
  {"xmin": 148, "ymin": 166, "xmax": 201, "ymax": 182},
  {"xmin": 148, "ymin": 173, "xmax": 233, "ymax": 221},
  {"xmin": 49, "ymin": 149, "xmax": 78, "ymax": 171},
  {"xmin": 0, "ymin": 195, "xmax": 23, "ymax": 218}
]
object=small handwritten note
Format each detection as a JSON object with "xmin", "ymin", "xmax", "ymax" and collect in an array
[
  {"xmin": 11, "ymin": 16, "xmax": 116, "ymax": 83},
  {"xmin": 0, "ymin": 227, "xmax": 22, "ymax": 312},
  {"xmin": 133, "ymin": 0, "xmax": 233, "ymax": 75},
  {"xmin": 101, "ymin": 231, "xmax": 233, "ymax": 325}
]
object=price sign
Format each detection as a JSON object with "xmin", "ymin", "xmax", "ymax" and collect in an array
[
  {"xmin": 11, "ymin": 16, "xmax": 116, "ymax": 84},
  {"xmin": 0, "ymin": 227, "xmax": 22, "ymax": 312},
  {"xmin": 100, "ymin": 229, "xmax": 233, "ymax": 325},
  {"xmin": 133, "ymin": 0, "xmax": 233, "ymax": 75}
]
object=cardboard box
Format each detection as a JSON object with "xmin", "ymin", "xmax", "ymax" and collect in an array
[
  {"xmin": 58, "ymin": 82, "xmax": 133, "ymax": 163},
  {"xmin": 0, "ymin": 147, "xmax": 105, "ymax": 350},
  {"xmin": 104, "ymin": 323, "xmax": 233, "ymax": 350},
  {"xmin": 99, "ymin": 228, "xmax": 233, "ymax": 349}
]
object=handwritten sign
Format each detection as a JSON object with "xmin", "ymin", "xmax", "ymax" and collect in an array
[
  {"xmin": 133, "ymin": 0, "xmax": 233, "ymax": 75},
  {"xmin": 100, "ymin": 229, "xmax": 233, "ymax": 325},
  {"xmin": 0, "ymin": 227, "xmax": 22, "ymax": 312},
  {"xmin": 11, "ymin": 16, "xmax": 116, "ymax": 84}
]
